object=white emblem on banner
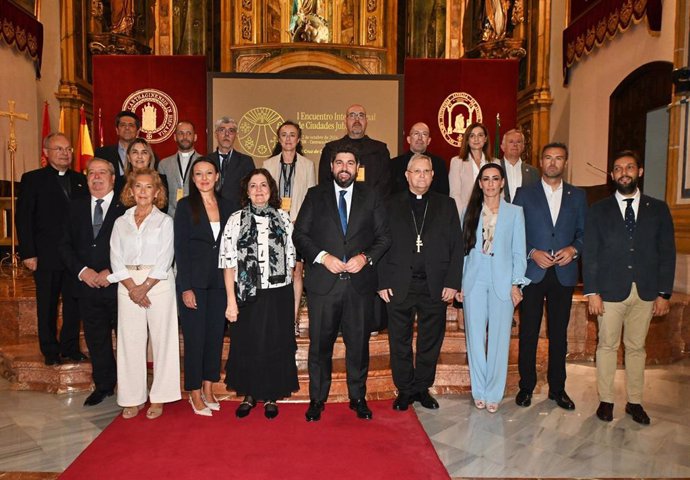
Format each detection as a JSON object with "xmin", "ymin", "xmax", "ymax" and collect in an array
[{"xmin": 437, "ymin": 92, "xmax": 483, "ymax": 148}]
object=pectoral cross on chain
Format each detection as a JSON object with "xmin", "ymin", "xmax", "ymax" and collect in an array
[{"xmin": 415, "ymin": 235, "xmax": 423, "ymax": 253}]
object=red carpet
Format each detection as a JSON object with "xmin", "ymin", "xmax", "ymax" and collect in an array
[{"xmin": 60, "ymin": 400, "xmax": 449, "ymax": 480}]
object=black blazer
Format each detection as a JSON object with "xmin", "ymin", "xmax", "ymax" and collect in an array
[
  {"xmin": 210, "ymin": 149, "xmax": 255, "ymax": 216},
  {"xmin": 94, "ymin": 145, "xmax": 124, "ymax": 180},
  {"xmin": 378, "ymin": 191, "xmax": 463, "ymax": 301},
  {"xmin": 318, "ymin": 135, "xmax": 391, "ymax": 196},
  {"xmin": 174, "ymin": 196, "xmax": 229, "ymax": 291},
  {"xmin": 583, "ymin": 194, "xmax": 675, "ymax": 302},
  {"xmin": 16, "ymin": 166, "xmax": 89, "ymax": 270},
  {"xmin": 60, "ymin": 195, "xmax": 127, "ymax": 298},
  {"xmin": 294, "ymin": 182, "xmax": 391, "ymax": 296},
  {"xmin": 390, "ymin": 151, "xmax": 450, "ymax": 195}
]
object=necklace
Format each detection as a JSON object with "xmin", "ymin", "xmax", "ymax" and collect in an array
[{"xmin": 411, "ymin": 200, "xmax": 429, "ymax": 253}]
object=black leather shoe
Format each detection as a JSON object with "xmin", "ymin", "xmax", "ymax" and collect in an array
[
  {"xmin": 515, "ymin": 389, "xmax": 532, "ymax": 407},
  {"xmin": 305, "ymin": 400, "xmax": 325, "ymax": 422},
  {"xmin": 548, "ymin": 390, "xmax": 575, "ymax": 410},
  {"xmin": 44, "ymin": 355, "xmax": 61, "ymax": 366},
  {"xmin": 83, "ymin": 389, "xmax": 114, "ymax": 406},
  {"xmin": 235, "ymin": 396, "xmax": 256, "ymax": 418},
  {"xmin": 596, "ymin": 401, "xmax": 614, "ymax": 422},
  {"xmin": 61, "ymin": 352, "xmax": 88, "ymax": 362},
  {"xmin": 416, "ymin": 390, "xmax": 439, "ymax": 409},
  {"xmin": 264, "ymin": 401, "xmax": 279, "ymax": 420},
  {"xmin": 625, "ymin": 403, "xmax": 650, "ymax": 425},
  {"xmin": 392, "ymin": 393, "xmax": 410, "ymax": 411},
  {"xmin": 349, "ymin": 398, "xmax": 373, "ymax": 419}
]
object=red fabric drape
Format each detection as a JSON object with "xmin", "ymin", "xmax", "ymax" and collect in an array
[{"xmin": 0, "ymin": 0, "xmax": 43, "ymax": 76}]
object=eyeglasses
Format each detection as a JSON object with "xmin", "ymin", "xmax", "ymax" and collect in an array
[
  {"xmin": 410, "ymin": 131, "xmax": 430, "ymax": 138},
  {"xmin": 408, "ymin": 169, "xmax": 432, "ymax": 176},
  {"xmin": 347, "ymin": 112, "xmax": 366, "ymax": 120},
  {"xmin": 46, "ymin": 146, "xmax": 74, "ymax": 154},
  {"xmin": 216, "ymin": 127, "xmax": 237, "ymax": 135}
]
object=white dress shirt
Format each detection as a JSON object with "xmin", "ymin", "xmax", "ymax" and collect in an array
[
  {"xmin": 78, "ymin": 190, "xmax": 116, "ymax": 280},
  {"xmin": 504, "ymin": 158, "xmax": 523, "ymax": 202},
  {"xmin": 470, "ymin": 153, "xmax": 489, "ymax": 179},
  {"xmin": 614, "ymin": 189, "xmax": 641, "ymax": 220},
  {"xmin": 541, "ymin": 178, "xmax": 563, "ymax": 226},
  {"xmin": 107, "ymin": 206, "xmax": 175, "ymax": 282},
  {"xmin": 313, "ymin": 182, "xmax": 355, "ymax": 264}
]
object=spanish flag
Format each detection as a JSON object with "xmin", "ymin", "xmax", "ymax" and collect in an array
[
  {"xmin": 76, "ymin": 105, "xmax": 94, "ymax": 172},
  {"xmin": 40, "ymin": 101, "xmax": 50, "ymax": 167}
]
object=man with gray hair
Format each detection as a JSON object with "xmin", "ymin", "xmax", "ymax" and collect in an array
[
  {"xmin": 499, "ymin": 129, "xmax": 539, "ymax": 203},
  {"xmin": 209, "ymin": 116, "xmax": 255, "ymax": 214}
]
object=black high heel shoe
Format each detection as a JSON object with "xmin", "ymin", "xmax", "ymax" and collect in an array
[{"xmin": 235, "ymin": 396, "xmax": 256, "ymax": 418}]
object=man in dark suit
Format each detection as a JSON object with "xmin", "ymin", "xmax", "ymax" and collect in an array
[
  {"xmin": 584, "ymin": 150, "xmax": 675, "ymax": 425},
  {"xmin": 499, "ymin": 129, "xmax": 540, "ymax": 203},
  {"xmin": 61, "ymin": 158, "xmax": 126, "ymax": 405},
  {"xmin": 318, "ymin": 104, "xmax": 391, "ymax": 196},
  {"xmin": 378, "ymin": 154, "xmax": 462, "ymax": 411},
  {"xmin": 390, "ymin": 122, "xmax": 449, "ymax": 195},
  {"xmin": 209, "ymin": 116, "xmax": 255, "ymax": 215},
  {"xmin": 513, "ymin": 142, "xmax": 587, "ymax": 410},
  {"xmin": 94, "ymin": 111, "xmax": 140, "ymax": 179},
  {"xmin": 16, "ymin": 132, "xmax": 89, "ymax": 365},
  {"xmin": 294, "ymin": 145, "xmax": 391, "ymax": 421}
]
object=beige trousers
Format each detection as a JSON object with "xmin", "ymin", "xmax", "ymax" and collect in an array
[
  {"xmin": 596, "ymin": 283, "xmax": 653, "ymax": 404},
  {"xmin": 116, "ymin": 268, "xmax": 181, "ymax": 406}
]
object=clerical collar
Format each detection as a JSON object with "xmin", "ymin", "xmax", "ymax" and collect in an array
[
  {"xmin": 179, "ymin": 150, "xmax": 194, "ymax": 159},
  {"xmin": 49, "ymin": 165, "xmax": 67, "ymax": 176},
  {"xmin": 408, "ymin": 190, "xmax": 429, "ymax": 201}
]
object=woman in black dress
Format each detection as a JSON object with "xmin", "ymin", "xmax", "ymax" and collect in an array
[{"xmin": 219, "ymin": 168, "xmax": 299, "ymax": 419}]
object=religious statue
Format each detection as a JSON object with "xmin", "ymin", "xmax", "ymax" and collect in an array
[
  {"xmin": 463, "ymin": 0, "xmax": 525, "ymax": 59},
  {"xmin": 482, "ymin": 0, "xmax": 512, "ymax": 42},
  {"xmin": 110, "ymin": 0, "xmax": 135, "ymax": 35},
  {"xmin": 290, "ymin": 0, "xmax": 329, "ymax": 43}
]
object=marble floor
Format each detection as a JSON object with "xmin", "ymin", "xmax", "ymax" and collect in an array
[{"xmin": 0, "ymin": 359, "xmax": 688, "ymax": 478}]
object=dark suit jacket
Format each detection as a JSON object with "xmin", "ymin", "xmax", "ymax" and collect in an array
[
  {"xmin": 318, "ymin": 135, "xmax": 391, "ymax": 196},
  {"xmin": 16, "ymin": 166, "xmax": 89, "ymax": 270},
  {"xmin": 174, "ymin": 196, "xmax": 229, "ymax": 292},
  {"xmin": 60, "ymin": 195, "xmax": 127, "ymax": 298},
  {"xmin": 390, "ymin": 151, "xmax": 450, "ymax": 195},
  {"xmin": 513, "ymin": 181, "xmax": 587, "ymax": 286},
  {"xmin": 583, "ymin": 194, "xmax": 675, "ymax": 302},
  {"xmin": 500, "ymin": 158, "xmax": 540, "ymax": 202},
  {"xmin": 293, "ymin": 182, "xmax": 391, "ymax": 295},
  {"xmin": 378, "ymin": 191, "xmax": 463, "ymax": 301},
  {"xmin": 94, "ymin": 145, "xmax": 124, "ymax": 180},
  {"xmin": 210, "ymin": 149, "xmax": 255, "ymax": 215}
]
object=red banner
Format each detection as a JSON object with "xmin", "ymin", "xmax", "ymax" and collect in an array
[
  {"xmin": 404, "ymin": 59, "xmax": 519, "ymax": 164},
  {"xmin": 0, "ymin": 0, "xmax": 43, "ymax": 75},
  {"xmin": 92, "ymin": 56, "xmax": 207, "ymax": 159}
]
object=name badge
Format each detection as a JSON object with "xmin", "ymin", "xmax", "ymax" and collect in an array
[
  {"xmin": 281, "ymin": 197, "xmax": 292, "ymax": 211},
  {"xmin": 176, "ymin": 188, "xmax": 184, "ymax": 201},
  {"xmin": 356, "ymin": 166, "xmax": 365, "ymax": 182}
]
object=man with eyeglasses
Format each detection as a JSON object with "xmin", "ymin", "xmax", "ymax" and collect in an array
[
  {"xmin": 498, "ymin": 129, "xmax": 539, "ymax": 203},
  {"xmin": 209, "ymin": 116, "xmax": 255, "ymax": 214},
  {"xmin": 391, "ymin": 122, "xmax": 449, "ymax": 195},
  {"xmin": 16, "ymin": 132, "xmax": 89, "ymax": 366},
  {"xmin": 318, "ymin": 104, "xmax": 391, "ymax": 197},
  {"xmin": 377, "ymin": 154, "xmax": 463, "ymax": 411},
  {"xmin": 95, "ymin": 111, "xmax": 141, "ymax": 179}
]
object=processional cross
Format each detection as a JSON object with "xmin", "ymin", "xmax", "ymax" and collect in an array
[{"xmin": 0, "ymin": 100, "xmax": 30, "ymax": 270}]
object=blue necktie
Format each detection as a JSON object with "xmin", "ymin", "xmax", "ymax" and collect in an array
[
  {"xmin": 624, "ymin": 198, "xmax": 635, "ymax": 235},
  {"xmin": 338, "ymin": 190, "xmax": 348, "ymax": 235}
]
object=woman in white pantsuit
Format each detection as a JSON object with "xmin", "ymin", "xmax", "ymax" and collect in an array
[{"xmin": 108, "ymin": 168, "xmax": 180, "ymax": 419}]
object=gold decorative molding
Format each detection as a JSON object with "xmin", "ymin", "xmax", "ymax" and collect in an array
[
  {"xmin": 348, "ymin": 54, "xmax": 382, "ymax": 74},
  {"xmin": 236, "ymin": 52, "xmax": 272, "ymax": 72}
]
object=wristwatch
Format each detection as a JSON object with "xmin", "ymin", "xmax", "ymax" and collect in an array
[
  {"xmin": 658, "ymin": 292, "xmax": 671, "ymax": 300},
  {"xmin": 362, "ymin": 253, "xmax": 373, "ymax": 265}
]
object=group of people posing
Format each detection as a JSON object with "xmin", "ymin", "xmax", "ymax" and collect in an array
[{"xmin": 16, "ymin": 103, "xmax": 675, "ymax": 426}]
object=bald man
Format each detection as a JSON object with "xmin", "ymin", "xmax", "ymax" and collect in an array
[{"xmin": 391, "ymin": 122, "xmax": 449, "ymax": 195}]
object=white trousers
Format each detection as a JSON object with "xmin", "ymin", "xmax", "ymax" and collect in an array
[{"xmin": 116, "ymin": 268, "xmax": 181, "ymax": 406}]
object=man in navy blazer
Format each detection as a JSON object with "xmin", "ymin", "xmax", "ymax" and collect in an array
[
  {"xmin": 61, "ymin": 158, "xmax": 126, "ymax": 406},
  {"xmin": 513, "ymin": 142, "xmax": 587, "ymax": 410},
  {"xmin": 584, "ymin": 150, "xmax": 675, "ymax": 425}
]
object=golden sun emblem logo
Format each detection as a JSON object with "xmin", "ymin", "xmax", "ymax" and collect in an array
[
  {"xmin": 122, "ymin": 89, "xmax": 178, "ymax": 144},
  {"xmin": 238, "ymin": 107, "xmax": 285, "ymax": 159},
  {"xmin": 437, "ymin": 92, "xmax": 483, "ymax": 148}
]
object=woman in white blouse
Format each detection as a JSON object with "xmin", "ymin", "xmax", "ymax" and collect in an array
[
  {"xmin": 448, "ymin": 122, "xmax": 493, "ymax": 215},
  {"xmin": 108, "ymin": 169, "xmax": 180, "ymax": 419},
  {"xmin": 219, "ymin": 168, "xmax": 299, "ymax": 420}
]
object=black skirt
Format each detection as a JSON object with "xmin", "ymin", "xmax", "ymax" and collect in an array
[{"xmin": 225, "ymin": 284, "xmax": 299, "ymax": 400}]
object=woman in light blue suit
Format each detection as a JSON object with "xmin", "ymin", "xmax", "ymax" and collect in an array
[{"xmin": 457, "ymin": 163, "xmax": 529, "ymax": 413}]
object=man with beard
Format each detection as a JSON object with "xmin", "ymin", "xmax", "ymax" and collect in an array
[
  {"xmin": 158, "ymin": 121, "xmax": 199, "ymax": 217},
  {"xmin": 513, "ymin": 143, "xmax": 587, "ymax": 410},
  {"xmin": 499, "ymin": 129, "xmax": 540, "ymax": 203},
  {"xmin": 584, "ymin": 150, "xmax": 675, "ymax": 425},
  {"xmin": 390, "ymin": 122, "xmax": 449, "ymax": 195},
  {"xmin": 318, "ymin": 104, "xmax": 391, "ymax": 196},
  {"xmin": 294, "ymin": 145, "xmax": 391, "ymax": 421}
]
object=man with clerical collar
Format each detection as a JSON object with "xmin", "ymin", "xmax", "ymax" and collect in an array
[
  {"xmin": 584, "ymin": 150, "xmax": 675, "ymax": 425},
  {"xmin": 377, "ymin": 153, "xmax": 463, "ymax": 411},
  {"xmin": 157, "ymin": 120, "xmax": 198, "ymax": 217},
  {"xmin": 391, "ymin": 122, "xmax": 449, "ymax": 195},
  {"xmin": 95, "ymin": 111, "xmax": 141, "ymax": 179},
  {"xmin": 209, "ymin": 116, "xmax": 255, "ymax": 215},
  {"xmin": 318, "ymin": 104, "xmax": 391, "ymax": 197},
  {"xmin": 17, "ymin": 132, "xmax": 89, "ymax": 366},
  {"xmin": 498, "ymin": 129, "xmax": 539, "ymax": 203}
]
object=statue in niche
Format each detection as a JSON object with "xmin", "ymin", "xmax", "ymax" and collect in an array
[
  {"xmin": 482, "ymin": 0, "xmax": 512, "ymax": 41},
  {"xmin": 463, "ymin": 0, "xmax": 525, "ymax": 59},
  {"xmin": 290, "ymin": 0, "xmax": 329, "ymax": 43},
  {"xmin": 110, "ymin": 0, "xmax": 136, "ymax": 35}
]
